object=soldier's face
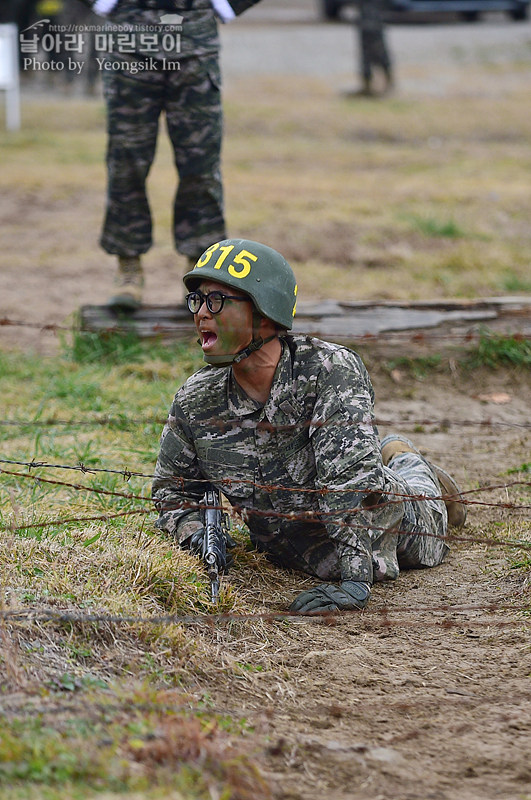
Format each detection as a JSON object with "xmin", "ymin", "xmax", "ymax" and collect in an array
[{"xmin": 194, "ymin": 280, "xmax": 254, "ymax": 358}]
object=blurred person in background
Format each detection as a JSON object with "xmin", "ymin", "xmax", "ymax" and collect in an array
[
  {"xmin": 77, "ymin": 0, "xmax": 262, "ymax": 311},
  {"xmin": 350, "ymin": 0, "xmax": 394, "ymax": 97}
]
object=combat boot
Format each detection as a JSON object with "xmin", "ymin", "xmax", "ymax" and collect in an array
[
  {"xmin": 109, "ymin": 256, "xmax": 144, "ymax": 311},
  {"xmin": 381, "ymin": 434, "xmax": 467, "ymax": 528},
  {"xmin": 357, "ymin": 78, "xmax": 374, "ymax": 97}
]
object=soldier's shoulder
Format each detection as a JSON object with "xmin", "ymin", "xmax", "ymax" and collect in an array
[
  {"xmin": 176, "ymin": 365, "xmax": 228, "ymax": 408},
  {"xmin": 288, "ymin": 334, "xmax": 366, "ymax": 375}
]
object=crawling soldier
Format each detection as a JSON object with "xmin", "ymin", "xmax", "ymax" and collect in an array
[{"xmin": 152, "ymin": 239, "xmax": 466, "ymax": 612}]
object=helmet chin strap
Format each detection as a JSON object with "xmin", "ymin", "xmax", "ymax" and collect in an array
[{"xmin": 202, "ymin": 310, "xmax": 276, "ymax": 367}]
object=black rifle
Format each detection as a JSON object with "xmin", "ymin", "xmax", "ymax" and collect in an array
[{"xmin": 200, "ymin": 487, "xmax": 229, "ymax": 604}]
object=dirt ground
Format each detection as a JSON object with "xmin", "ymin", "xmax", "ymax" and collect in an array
[
  {"xmin": 2, "ymin": 133, "xmax": 530, "ymax": 800},
  {"xmin": 2, "ymin": 231, "xmax": 530, "ymax": 800},
  {"xmin": 190, "ymin": 364, "xmax": 529, "ymax": 800},
  {"xmin": 2, "ymin": 339, "xmax": 529, "ymax": 799}
]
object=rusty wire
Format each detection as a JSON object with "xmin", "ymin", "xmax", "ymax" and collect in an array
[
  {"xmin": 2, "ymin": 313, "xmax": 529, "ymax": 343},
  {"xmin": 1, "ymin": 601, "xmax": 529, "ymax": 629},
  {"xmin": 1, "ymin": 414, "xmax": 529, "ymax": 430},
  {"xmin": 1, "ymin": 466, "xmax": 529, "ymax": 550},
  {"xmin": 1, "ymin": 462, "xmax": 529, "ymax": 512}
]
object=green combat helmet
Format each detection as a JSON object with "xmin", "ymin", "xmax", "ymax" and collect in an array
[{"xmin": 183, "ymin": 239, "xmax": 298, "ymax": 366}]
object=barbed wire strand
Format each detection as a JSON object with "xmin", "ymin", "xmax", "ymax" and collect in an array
[
  {"xmin": 1, "ymin": 460, "xmax": 529, "ymax": 504},
  {"xmin": 1, "ymin": 602, "xmax": 529, "ymax": 629},
  {"xmin": 1, "ymin": 414, "xmax": 529, "ymax": 431},
  {"xmin": 2, "ymin": 466, "xmax": 531, "ymax": 531},
  {"xmin": 2, "ymin": 501, "xmax": 530, "ymax": 552}
]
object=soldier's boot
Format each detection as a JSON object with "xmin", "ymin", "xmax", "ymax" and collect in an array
[
  {"xmin": 109, "ymin": 256, "xmax": 144, "ymax": 311},
  {"xmin": 381, "ymin": 434, "xmax": 467, "ymax": 528},
  {"xmin": 359, "ymin": 77, "xmax": 374, "ymax": 96}
]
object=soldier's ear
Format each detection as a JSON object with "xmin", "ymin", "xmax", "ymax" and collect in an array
[{"xmin": 259, "ymin": 316, "xmax": 277, "ymax": 336}]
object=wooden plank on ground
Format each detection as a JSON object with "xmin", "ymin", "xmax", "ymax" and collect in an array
[{"xmin": 79, "ymin": 296, "xmax": 531, "ymax": 354}]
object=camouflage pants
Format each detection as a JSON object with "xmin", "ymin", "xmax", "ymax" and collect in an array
[
  {"xmin": 357, "ymin": 0, "xmax": 392, "ymax": 82},
  {"xmin": 100, "ymin": 54, "xmax": 226, "ymax": 259},
  {"xmin": 245, "ymin": 449, "xmax": 449, "ymax": 585},
  {"xmin": 371, "ymin": 451, "xmax": 449, "ymax": 582}
]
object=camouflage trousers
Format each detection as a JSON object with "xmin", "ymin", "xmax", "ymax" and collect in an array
[
  {"xmin": 100, "ymin": 54, "xmax": 226, "ymax": 259},
  {"xmin": 371, "ymin": 451, "xmax": 449, "ymax": 582},
  {"xmin": 357, "ymin": 0, "xmax": 392, "ymax": 83}
]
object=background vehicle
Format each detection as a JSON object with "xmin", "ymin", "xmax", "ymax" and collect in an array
[{"xmin": 321, "ymin": 0, "xmax": 530, "ymax": 22}]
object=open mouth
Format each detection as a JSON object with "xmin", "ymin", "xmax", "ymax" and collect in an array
[{"xmin": 200, "ymin": 330, "xmax": 218, "ymax": 350}]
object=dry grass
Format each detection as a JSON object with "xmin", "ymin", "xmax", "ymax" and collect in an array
[
  {"xmin": 222, "ymin": 75, "xmax": 531, "ymax": 300},
  {"xmin": 1, "ymin": 72, "xmax": 530, "ymax": 320}
]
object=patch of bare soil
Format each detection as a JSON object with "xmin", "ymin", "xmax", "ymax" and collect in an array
[
  {"xmin": 0, "ymin": 182, "xmax": 190, "ymax": 356},
  {"xmin": 196, "ymin": 365, "xmax": 531, "ymax": 800}
]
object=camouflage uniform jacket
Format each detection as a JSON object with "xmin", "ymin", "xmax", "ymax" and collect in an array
[
  {"xmin": 81, "ymin": 0, "xmax": 261, "ymax": 23},
  {"xmin": 152, "ymin": 335, "xmax": 408, "ymax": 584},
  {"xmin": 77, "ymin": 0, "xmax": 262, "ymax": 61}
]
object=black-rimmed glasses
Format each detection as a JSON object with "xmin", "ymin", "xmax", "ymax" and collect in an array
[{"xmin": 186, "ymin": 290, "xmax": 251, "ymax": 315}]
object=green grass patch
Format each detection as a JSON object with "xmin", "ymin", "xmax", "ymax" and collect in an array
[
  {"xmin": 500, "ymin": 270, "xmax": 531, "ymax": 294},
  {"xmin": 465, "ymin": 330, "xmax": 531, "ymax": 369},
  {"xmin": 403, "ymin": 213, "xmax": 468, "ymax": 239},
  {"xmin": 384, "ymin": 354, "xmax": 443, "ymax": 379},
  {"xmin": 0, "ymin": 690, "xmax": 269, "ymax": 799},
  {"xmin": 68, "ymin": 327, "xmax": 146, "ymax": 365},
  {"xmin": 507, "ymin": 462, "xmax": 530, "ymax": 475},
  {"xmin": 382, "ymin": 331, "xmax": 531, "ymax": 376},
  {"xmin": 0, "ymin": 339, "xmax": 219, "ymax": 631},
  {"xmin": 64, "ymin": 325, "xmax": 203, "ymax": 369},
  {"xmin": 510, "ymin": 554, "xmax": 531, "ymax": 570}
]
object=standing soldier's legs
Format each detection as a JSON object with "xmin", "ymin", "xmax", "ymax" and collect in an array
[
  {"xmin": 358, "ymin": 0, "xmax": 393, "ymax": 94},
  {"xmin": 358, "ymin": 0, "xmax": 373, "ymax": 88},
  {"xmin": 100, "ymin": 68, "xmax": 163, "ymax": 257},
  {"xmin": 165, "ymin": 55, "xmax": 226, "ymax": 261},
  {"xmin": 359, "ymin": 29, "xmax": 373, "ymax": 86}
]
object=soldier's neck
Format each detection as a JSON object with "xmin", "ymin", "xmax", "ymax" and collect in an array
[{"xmin": 232, "ymin": 337, "xmax": 282, "ymax": 404}]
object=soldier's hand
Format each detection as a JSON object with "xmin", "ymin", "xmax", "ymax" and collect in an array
[{"xmin": 289, "ymin": 581, "xmax": 371, "ymax": 613}]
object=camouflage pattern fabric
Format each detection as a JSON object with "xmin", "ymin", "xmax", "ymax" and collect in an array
[
  {"xmin": 78, "ymin": 0, "xmax": 262, "ymax": 20},
  {"xmin": 152, "ymin": 335, "xmax": 449, "ymax": 585},
  {"xmin": 358, "ymin": 0, "xmax": 392, "ymax": 83},
  {"xmin": 99, "ymin": 0, "xmax": 227, "ymax": 259}
]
